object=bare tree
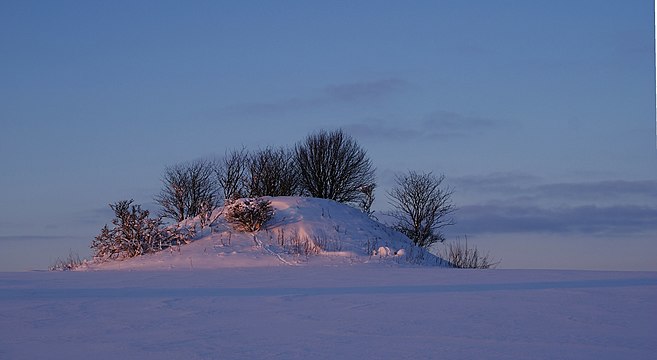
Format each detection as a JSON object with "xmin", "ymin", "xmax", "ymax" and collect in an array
[
  {"xmin": 387, "ymin": 171, "xmax": 456, "ymax": 247},
  {"xmin": 156, "ymin": 159, "xmax": 219, "ymax": 222},
  {"xmin": 216, "ymin": 148, "xmax": 248, "ymax": 201},
  {"xmin": 295, "ymin": 129, "xmax": 376, "ymax": 204},
  {"xmin": 247, "ymin": 146, "xmax": 299, "ymax": 197}
]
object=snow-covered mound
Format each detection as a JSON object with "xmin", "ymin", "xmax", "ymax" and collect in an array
[{"xmin": 83, "ymin": 197, "xmax": 447, "ymax": 271}]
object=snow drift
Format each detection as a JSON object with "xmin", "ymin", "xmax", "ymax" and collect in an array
[{"xmin": 82, "ymin": 196, "xmax": 447, "ymax": 271}]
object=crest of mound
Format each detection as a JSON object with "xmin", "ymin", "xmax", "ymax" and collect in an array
[{"xmin": 84, "ymin": 196, "xmax": 448, "ymax": 271}]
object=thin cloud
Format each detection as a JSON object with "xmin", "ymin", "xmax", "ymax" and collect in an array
[
  {"xmin": 324, "ymin": 78, "xmax": 407, "ymax": 102},
  {"xmin": 0, "ymin": 235, "xmax": 73, "ymax": 242},
  {"xmin": 535, "ymin": 180, "xmax": 657, "ymax": 201},
  {"xmin": 453, "ymin": 172, "xmax": 541, "ymax": 193},
  {"xmin": 223, "ymin": 78, "xmax": 408, "ymax": 116},
  {"xmin": 447, "ymin": 174, "xmax": 657, "ymax": 236},
  {"xmin": 421, "ymin": 110, "xmax": 498, "ymax": 137},
  {"xmin": 456, "ymin": 204, "xmax": 657, "ymax": 236},
  {"xmin": 344, "ymin": 110, "xmax": 504, "ymax": 142},
  {"xmin": 453, "ymin": 174, "xmax": 657, "ymax": 205},
  {"xmin": 343, "ymin": 122, "xmax": 423, "ymax": 141}
]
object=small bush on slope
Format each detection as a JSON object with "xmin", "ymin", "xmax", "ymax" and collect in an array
[
  {"xmin": 440, "ymin": 237, "xmax": 499, "ymax": 269},
  {"xmin": 224, "ymin": 198, "xmax": 274, "ymax": 232},
  {"xmin": 92, "ymin": 200, "xmax": 194, "ymax": 260}
]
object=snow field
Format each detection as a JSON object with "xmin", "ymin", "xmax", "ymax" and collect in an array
[{"xmin": 1, "ymin": 267, "xmax": 655, "ymax": 360}]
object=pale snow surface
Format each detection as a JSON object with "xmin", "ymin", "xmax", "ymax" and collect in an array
[
  {"xmin": 1, "ymin": 197, "xmax": 656, "ymax": 359},
  {"xmin": 1, "ymin": 268, "xmax": 656, "ymax": 359}
]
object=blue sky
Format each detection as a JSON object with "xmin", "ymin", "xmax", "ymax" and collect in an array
[{"xmin": 1, "ymin": 0, "xmax": 655, "ymax": 271}]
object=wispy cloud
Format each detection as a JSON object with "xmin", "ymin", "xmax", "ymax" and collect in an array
[
  {"xmin": 344, "ymin": 110, "xmax": 504, "ymax": 142},
  {"xmin": 535, "ymin": 180, "xmax": 657, "ymax": 201},
  {"xmin": 324, "ymin": 78, "xmax": 406, "ymax": 103},
  {"xmin": 455, "ymin": 204, "xmax": 657, "ymax": 236},
  {"xmin": 453, "ymin": 174, "xmax": 657, "ymax": 205},
  {"xmin": 447, "ymin": 174, "xmax": 657, "ymax": 236},
  {"xmin": 421, "ymin": 110, "xmax": 498, "ymax": 137},
  {"xmin": 344, "ymin": 122, "xmax": 423, "ymax": 141},
  {"xmin": 223, "ymin": 78, "xmax": 408, "ymax": 116}
]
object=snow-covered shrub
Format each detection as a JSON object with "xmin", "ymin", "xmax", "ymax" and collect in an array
[
  {"xmin": 224, "ymin": 198, "xmax": 274, "ymax": 232},
  {"xmin": 92, "ymin": 200, "xmax": 193, "ymax": 260},
  {"xmin": 440, "ymin": 237, "xmax": 499, "ymax": 269}
]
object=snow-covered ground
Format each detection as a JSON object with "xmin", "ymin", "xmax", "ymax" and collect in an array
[
  {"xmin": 1, "ymin": 268, "xmax": 656, "ymax": 359},
  {"xmin": 1, "ymin": 197, "xmax": 655, "ymax": 359}
]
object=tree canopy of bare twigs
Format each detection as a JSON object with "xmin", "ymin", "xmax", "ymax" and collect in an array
[
  {"xmin": 216, "ymin": 148, "xmax": 249, "ymax": 201},
  {"xmin": 247, "ymin": 147, "xmax": 299, "ymax": 197},
  {"xmin": 387, "ymin": 171, "xmax": 456, "ymax": 247},
  {"xmin": 295, "ymin": 129, "xmax": 376, "ymax": 204},
  {"xmin": 155, "ymin": 159, "xmax": 219, "ymax": 222}
]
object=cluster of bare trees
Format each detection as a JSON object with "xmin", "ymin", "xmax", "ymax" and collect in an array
[
  {"xmin": 155, "ymin": 129, "xmax": 377, "ymax": 223},
  {"xmin": 152, "ymin": 129, "xmax": 459, "ymax": 249}
]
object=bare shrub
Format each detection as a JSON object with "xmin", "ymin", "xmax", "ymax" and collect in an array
[
  {"xmin": 312, "ymin": 232, "xmax": 343, "ymax": 252},
  {"xmin": 284, "ymin": 230, "xmax": 319, "ymax": 256},
  {"xmin": 247, "ymin": 147, "xmax": 299, "ymax": 197},
  {"xmin": 224, "ymin": 198, "xmax": 274, "ymax": 232},
  {"xmin": 295, "ymin": 129, "xmax": 376, "ymax": 204},
  {"xmin": 92, "ymin": 200, "xmax": 194, "ymax": 260},
  {"xmin": 50, "ymin": 250, "xmax": 83, "ymax": 271},
  {"xmin": 156, "ymin": 159, "xmax": 219, "ymax": 222},
  {"xmin": 387, "ymin": 171, "xmax": 456, "ymax": 247},
  {"xmin": 440, "ymin": 237, "xmax": 499, "ymax": 269}
]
